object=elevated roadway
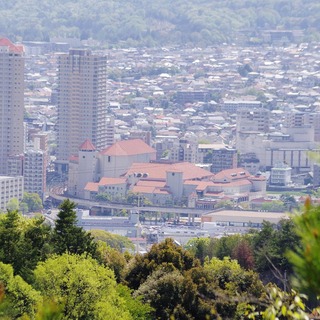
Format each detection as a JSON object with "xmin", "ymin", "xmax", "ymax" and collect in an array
[{"xmin": 48, "ymin": 193, "xmax": 212, "ymax": 217}]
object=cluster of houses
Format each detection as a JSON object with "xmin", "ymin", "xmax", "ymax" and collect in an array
[{"xmin": 21, "ymin": 40, "xmax": 320, "ymax": 211}]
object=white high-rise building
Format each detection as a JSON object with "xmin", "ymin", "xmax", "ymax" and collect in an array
[
  {"xmin": 56, "ymin": 49, "xmax": 108, "ymax": 172},
  {"xmin": 0, "ymin": 38, "xmax": 24, "ymax": 175}
]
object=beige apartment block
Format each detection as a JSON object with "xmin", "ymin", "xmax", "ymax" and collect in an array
[
  {"xmin": 0, "ymin": 176, "xmax": 24, "ymax": 211},
  {"xmin": 56, "ymin": 49, "xmax": 109, "ymax": 171}
]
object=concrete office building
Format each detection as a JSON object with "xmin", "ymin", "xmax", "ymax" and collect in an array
[
  {"xmin": 0, "ymin": 38, "xmax": 25, "ymax": 174},
  {"xmin": 56, "ymin": 49, "xmax": 108, "ymax": 172},
  {"xmin": 236, "ymin": 108, "xmax": 270, "ymax": 154}
]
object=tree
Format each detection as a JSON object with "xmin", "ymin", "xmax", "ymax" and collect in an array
[
  {"xmin": 288, "ymin": 198, "xmax": 320, "ymax": 298},
  {"xmin": 0, "ymin": 210, "xmax": 52, "ymax": 282},
  {"xmin": 18, "ymin": 215, "xmax": 53, "ymax": 282},
  {"xmin": 204, "ymin": 257, "xmax": 264, "ymax": 319},
  {"xmin": 19, "ymin": 202, "xmax": 29, "ymax": 215},
  {"xmin": 0, "ymin": 262, "xmax": 41, "ymax": 319},
  {"xmin": 34, "ymin": 254, "xmax": 135, "ymax": 320},
  {"xmin": 251, "ymin": 221, "xmax": 276, "ymax": 272},
  {"xmin": 248, "ymin": 286, "xmax": 309, "ymax": 320},
  {"xmin": 52, "ymin": 199, "xmax": 97, "ymax": 256},
  {"xmin": 280, "ymin": 194, "xmax": 298, "ymax": 211},
  {"xmin": 0, "ymin": 210, "xmax": 21, "ymax": 268},
  {"xmin": 251, "ymin": 219, "xmax": 300, "ymax": 286},
  {"xmin": 21, "ymin": 193, "xmax": 43, "ymax": 212},
  {"xmin": 90, "ymin": 229, "xmax": 134, "ymax": 252},
  {"xmin": 204, "ymin": 257, "xmax": 263, "ymax": 296},
  {"xmin": 261, "ymin": 201, "xmax": 286, "ymax": 212},
  {"xmin": 231, "ymin": 239, "xmax": 255, "ymax": 270},
  {"xmin": 96, "ymin": 242, "xmax": 127, "ymax": 282},
  {"xmin": 125, "ymin": 238, "xmax": 199, "ymax": 290},
  {"xmin": 133, "ymin": 268, "xmax": 196, "ymax": 319},
  {"xmin": 116, "ymin": 284, "xmax": 153, "ymax": 320},
  {"xmin": 6, "ymin": 198, "xmax": 19, "ymax": 212},
  {"xmin": 185, "ymin": 237, "xmax": 211, "ymax": 264},
  {"xmin": 213, "ymin": 234, "xmax": 244, "ymax": 260}
]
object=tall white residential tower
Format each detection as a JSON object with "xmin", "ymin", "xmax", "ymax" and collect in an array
[
  {"xmin": 0, "ymin": 38, "xmax": 24, "ymax": 174},
  {"xmin": 56, "ymin": 49, "xmax": 108, "ymax": 172}
]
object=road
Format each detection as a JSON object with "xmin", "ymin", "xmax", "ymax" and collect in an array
[{"xmin": 48, "ymin": 193, "xmax": 212, "ymax": 216}]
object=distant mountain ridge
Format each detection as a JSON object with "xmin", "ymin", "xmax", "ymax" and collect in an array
[{"xmin": 1, "ymin": 0, "xmax": 319, "ymax": 46}]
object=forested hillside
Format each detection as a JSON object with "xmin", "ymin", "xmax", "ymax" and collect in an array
[{"xmin": 1, "ymin": 0, "xmax": 320, "ymax": 46}]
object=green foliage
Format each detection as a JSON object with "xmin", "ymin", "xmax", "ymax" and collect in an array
[
  {"xmin": 204, "ymin": 257, "xmax": 263, "ymax": 296},
  {"xmin": 134, "ymin": 268, "xmax": 195, "ymax": 319},
  {"xmin": 21, "ymin": 192, "xmax": 43, "ymax": 213},
  {"xmin": 116, "ymin": 284, "xmax": 153, "ymax": 320},
  {"xmin": 0, "ymin": 262, "xmax": 41, "ymax": 318},
  {"xmin": 186, "ymin": 235, "xmax": 255, "ymax": 270},
  {"xmin": 204, "ymin": 257, "xmax": 264, "ymax": 319},
  {"xmin": 90, "ymin": 229, "xmax": 134, "ymax": 252},
  {"xmin": 95, "ymin": 193, "xmax": 111, "ymax": 202},
  {"xmin": 0, "ymin": 210, "xmax": 21, "ymax": 268},
  {"xmin": 185, "ymin": 237, "xmax": 211, "ymax": 264},
  {"xmin": 288, "ymin": 199, "xmax": 320, "ymax": 297},
  {"xmin": 133, "ymin": 256, "xmax": 265, "ymax": 319},
  {"xmin": 6, "ymin": 198, "xmax": 19, "ymax": 212},
  {"xmin": 125, "ymin": 238, "xmax": 199, "ymax": 290},
  {"xmin": 96, "ymin": 242, "xmax": 127, "ymax": 282},
  {"xmin": 1, "ymin": 0, "xmax": 319, "ymax": 46},
  {"xmin": 280, "ymin": 194, "xmax": 299, "ymax": 211},
  {"xmin": 215, "ymin": 200, "xmax": 234, "ymax": 209},
  {"xmin": 252, "ymin": 219, "xmax": 300, "ymax": 280},
  {"xmin": 261, "ymin": 201, "xmax": 286, "ymax": 212},
  {"xmin": 34, "ymin": 254, "xmax": 133, "ymax": 320},
  {"xmin": 52, "ymin": 199, "xmax": 97, "ymax": 256},
  {"xmin": 0, "ymin": 211, "xmax": 51, "ymax": 281},
  {"xmin": 248, "ymin": 287, "xmax": 309, "ymax": 320}
]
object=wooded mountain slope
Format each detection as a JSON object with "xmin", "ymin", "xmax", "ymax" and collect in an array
[{"xmin": 1, "ymin": 0, "xmax": 320, "ymax": 46}]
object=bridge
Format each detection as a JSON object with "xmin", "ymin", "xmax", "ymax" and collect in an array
[{"xmin": 48, "ymin": 193, "xmax": 212, "ymax": 221}]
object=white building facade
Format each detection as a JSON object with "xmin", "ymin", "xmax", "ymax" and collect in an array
[
  {"xmin": 56, "ymin": 49, "xmax": 109, "ymax": 172},
  {"xmin": 0, "ymin": 176, "xmax": 24, "ymax": 211},
  {"xmin": 0, "ymin": 38, "xmax": 25, "ymax": 174}
]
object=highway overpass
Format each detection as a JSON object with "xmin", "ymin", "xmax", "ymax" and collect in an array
[{"xmin": 48, "ymin": 193, "xmax": 212, "ymax": 219}]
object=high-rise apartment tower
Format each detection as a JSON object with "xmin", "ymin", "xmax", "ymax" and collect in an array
[
  {"xmin": 0, "ymin": 38, "xmax": 25, "ymax": 174},
  {"xmin": 56, "ymin": 49, "xmax": 108, "ymax": 172}
]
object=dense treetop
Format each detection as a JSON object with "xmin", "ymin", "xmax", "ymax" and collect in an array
[{"xmin": 1, "ymin": 0, "xmax": 320, "ymax": 46}]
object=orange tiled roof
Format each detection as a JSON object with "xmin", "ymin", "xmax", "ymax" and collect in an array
[
  {"xmin": 132, "ymin": 185, "xmax": 170, "ymax": 195},
  {"xmin": 69, "ymin": 155, "xmax": 79, "ymax": 163},
  {"xmin": 136, "ymin": 180, "xmax": 166, "ymax": 187},
  {"xmin": 249, "ymin": 175, "xmax": 266, "ymax": 181},
  {"xmin": 213, "ymin": 168, "xmax": 250, "ymax": 181},
  {"xmin": 84, "ymin": 182, "xmax": 99, "ymax": 192},
  {"xmin": 195, "ymin": 181, "xmax": 215, "ymax": 191},
  {"xmin": 79, "ymin": 139, "xmax": 96, "ymax": 151},
  {"xmin": 0, "ymin": 38, "xmax": 24, "ymax": 53},
  {"xmin": 99, "ymin": 177, "xmax": 127, "ymax": 185},
  {"xmin": 211, "ymin": 180, "xmax": 252, "ymax": 187},
  {"xmin": 126, "ymin": 162, "xmax": 214, "ymax": 181},
  {"xmin": 100, "ymin": 139, "xmax": 156, "ymax": 156}
]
